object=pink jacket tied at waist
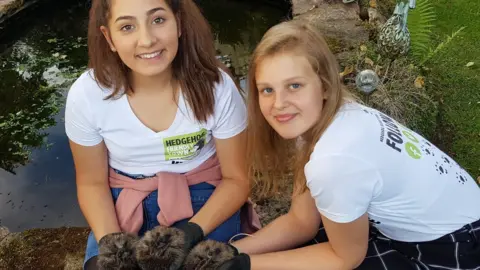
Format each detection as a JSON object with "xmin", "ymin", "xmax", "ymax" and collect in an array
[{"xmin": 109, "ymin": 154, "xmax": 261, "ymax": 235}]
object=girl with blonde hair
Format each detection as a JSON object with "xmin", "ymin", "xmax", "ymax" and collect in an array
[{"xmin": 214, "ymin": 19, "xmax": 480, "ymax": 270}]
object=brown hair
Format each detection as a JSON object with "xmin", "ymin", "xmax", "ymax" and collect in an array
[
  {"xmin": 246, "ymin": 20, "xmax": 354, "ymax": 197},
  {"xmin": 87, "ymin": 0, "xmax": 221, "ymax": 122}
]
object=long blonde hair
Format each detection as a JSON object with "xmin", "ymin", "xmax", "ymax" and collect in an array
[{"xmin": 246, "ymin": 20, "xmax": 353, "ymax": 197}]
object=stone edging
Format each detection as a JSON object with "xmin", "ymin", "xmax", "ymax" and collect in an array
[
  {"xmin": 0, "ymin": 226, "xmax": 10, "ymax": 244},
  {"xmin": 0, "ymin": 0, "xmax": 40, "ymax": 24}
]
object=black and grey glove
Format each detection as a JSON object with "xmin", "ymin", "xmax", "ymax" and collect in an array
[
  {"xmin": 97, "ymin": 232, "xmax": 141, "ymax": 270},
  {"xmin": 183, "ymin": 239, "xmax": 238, "ymax": 269},
  {"xmin": 183, "ymin": 239, "xmax": 250, "ymax": 270},
  {"xmin": 217, "ymin": 253, "xmax": 251, "ymax": 270},
  {"xmin": 135, "ymin": 222, "xmax": 205, "ymax": 270}
]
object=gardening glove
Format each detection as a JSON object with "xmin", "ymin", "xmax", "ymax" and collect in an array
[
  {"xmin": 97, "ymin": 232, "xmax": 141, "ymax": 270},
  {"xmin": 183, "ymin": 239, "xmax": 240, "ymax": 269},
  {"xmin": 135, "ymin": 222, "xmax": 204, "ymax": 270},
  {"xmin": 217, "ymin": 253, "xmax": 251, "ymax": 270}
]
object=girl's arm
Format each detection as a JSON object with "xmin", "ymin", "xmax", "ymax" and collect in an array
[
  {"xmin": 232, "ymin": 190, "xmax": 322, "ymax": 254},
  {"xmin": 248, "ymin": 213, "xmax": 370, "ymax": 270},
  {"xmin": 69, "ymin": 140, "xmax": 121, "ymax": 242},
  {"xmin": 189, "ymin": 131, "xmax": 250, "ymax": 235}
]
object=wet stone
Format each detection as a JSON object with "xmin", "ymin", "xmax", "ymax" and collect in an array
[{"xmin": 0, "ymin": 226, "xmax": 9, "ymax": 241}]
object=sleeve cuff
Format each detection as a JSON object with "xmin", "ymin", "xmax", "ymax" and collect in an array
[
  {"xmin": 65, "ymin": 128, "xmax": 103, "ymax": 147},
  {"xmin": 318, "ymin": 207, "xmax": 366, "ymax": 224},
  {"xmin": 212, "ymin": 120, "xmax": 247, "ymax": 139}
]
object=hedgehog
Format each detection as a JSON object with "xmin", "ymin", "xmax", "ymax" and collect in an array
[
  {"xmin": 97, "ymin": 232, "xmax": 140, "ymax": 270},
  {"xmin": 183, "ymin": 240, "xmax": 237, "ymax": 270},
  {"xmin": 135, "ymin": 226, "xmax": 187, "ymax": 270}
]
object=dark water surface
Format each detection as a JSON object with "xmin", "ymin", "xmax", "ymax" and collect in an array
[{"xmin": 0, "ymin": 0, "xmax": 287, "ymax": 232}]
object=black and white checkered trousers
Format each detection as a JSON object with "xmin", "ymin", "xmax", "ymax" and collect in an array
[{"xmin": 309, "ymin": 219, "xmax": 480, "ymax": 270}]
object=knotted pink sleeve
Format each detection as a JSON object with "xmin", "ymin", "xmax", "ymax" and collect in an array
[
  {"xmin": 156, "ymin": 172, "xmax": 193, "ymax": 226},
  {"xmin": 109, "ymin": 169, "xmax": 157, "ymax": 234}
]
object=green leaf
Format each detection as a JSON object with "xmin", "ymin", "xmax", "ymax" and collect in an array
[
  {"xmin": 420, "ymin": 26, "xmax": 466, "ymax": 65},
  {"xmin": 407, "ymin": 0, "xmax": 437, "ymax": 64}
]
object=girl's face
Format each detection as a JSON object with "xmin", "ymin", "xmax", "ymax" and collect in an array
[
  {"xmin": 101, "ymin": 0, "xmax": 180, "ymax": 78},
  {"xmin": 256, "ymin": 52, "xmax": 326, "ymax": 139}
]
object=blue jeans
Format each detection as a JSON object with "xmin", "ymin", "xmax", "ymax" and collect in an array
[{"xmin": 83, "ymin": 169, "xmax": 242, "ymax": 269}]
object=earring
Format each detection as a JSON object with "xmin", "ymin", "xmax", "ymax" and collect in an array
[{"xmin": 111, "ymin": 47, "xmax": 116, "ymax": 52}]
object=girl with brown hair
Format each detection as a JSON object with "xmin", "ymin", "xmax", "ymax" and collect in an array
[
  {"xmin": 212, "ymin": 19, "xmax": 480, "ymax": 269},
  {"xmin": 64, "ymin": 0, "xmax": 259, "ymax": 269}
]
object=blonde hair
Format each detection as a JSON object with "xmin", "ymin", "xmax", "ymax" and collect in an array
[{"xmin": 246, "ymin": 19, "xmax": 354, "ymax": 197}]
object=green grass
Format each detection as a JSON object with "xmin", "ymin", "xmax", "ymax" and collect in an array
[{"xmin": 424, "ymin": 0, "xmax": 480, "ymax": 177}]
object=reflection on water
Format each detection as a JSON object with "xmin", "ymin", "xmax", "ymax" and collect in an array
[{"xmin": 0, "ymin": 0, "xmax": 287, "ymax": 232}]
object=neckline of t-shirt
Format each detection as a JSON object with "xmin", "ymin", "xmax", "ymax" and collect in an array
[{"xmin": 122, "ymin": 90, "xmax": 186, "ymax": 137}]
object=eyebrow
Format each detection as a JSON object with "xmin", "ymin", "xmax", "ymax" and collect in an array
[
  {"xmin": 256, "ymin": 76, "xmax": 305, "ymax": 86},
  {"xmin": 283, "ymin": 76, "xmax": 305, "ymax": 81},
  {"xmin": 115, "ymin": 7, "xmax": 166, "ymax": 23}
]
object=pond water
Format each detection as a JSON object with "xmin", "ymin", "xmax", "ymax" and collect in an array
[{"xmin": 0, "ymin": 0, "xmax": 288, "ymax": 232}]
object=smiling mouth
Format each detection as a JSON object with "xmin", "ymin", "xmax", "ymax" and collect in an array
[
  {"xmin": 274, "ymin": 114, "xmax": 297, "ymax": 123},
  {"xmin": 137, "ymin": 50, "xmax": 164, "ymax": 59}
]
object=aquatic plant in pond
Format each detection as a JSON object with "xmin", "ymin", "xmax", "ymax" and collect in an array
[
  {"xmin": 0, "ymin": 36, "xmax": 88, "ymax": 174},
  {"xmin": 0, "ymin": 85, "xmax": 60, "ymax": 174}
]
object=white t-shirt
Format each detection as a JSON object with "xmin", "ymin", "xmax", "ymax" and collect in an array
[
  {"xmin": 64, "ymin": 69, "xmax": 246, "ymax": 175},
  {"xmin": 305, "ymin": 101, "xmax": 480, "ymax": 242}
]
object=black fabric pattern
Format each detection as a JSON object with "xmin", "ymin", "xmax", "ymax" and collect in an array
[{"xmin": 310, "ymin": 219, "xmax": 480, "ymax": 270}]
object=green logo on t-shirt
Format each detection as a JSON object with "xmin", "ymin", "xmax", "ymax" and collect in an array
[
  {"xmin": 377, "ymin": 111, "xmax": 423, "ymax": 160},
  {"xmin": 163, "ymin": 129, "xmax": 208, "ymax": 161},
  {"xmin": 405, "ymin": 142, "xmax": 422, "ymax": 159}
]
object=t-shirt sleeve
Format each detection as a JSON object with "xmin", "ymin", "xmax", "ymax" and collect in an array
[
  {"xmin": 305, "ymin": 154, "xmax": 382, "ymax": 223},
  {"xmin": 64, "ymin": 77, "xmax": 103, "ymax": 146},
  {"xmin": 211, "ymin": 70, "xmax": 247, "ymax": 139}
]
